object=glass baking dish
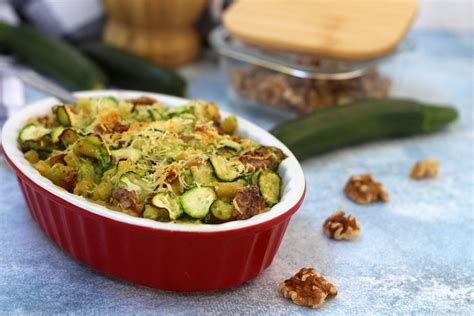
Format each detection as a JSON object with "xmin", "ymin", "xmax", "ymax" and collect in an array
[{"xmin": 210, "ymin": 26, "xmax": 402, "ymax": 117}]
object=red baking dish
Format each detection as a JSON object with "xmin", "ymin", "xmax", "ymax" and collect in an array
[{"xmin": 2, "ymin": 90, "xmax": 306, "ymax": 291}]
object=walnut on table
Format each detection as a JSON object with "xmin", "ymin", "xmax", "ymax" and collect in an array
[
  {"xmin": 323, "ymin": 211, "xmax": 360, "ymax": 240},
  {"xmin": 410, "ymin": 159, "xmax": 440, "ymax": 179},
  {"xmin": 279, "ymin": 268, "xmax": 337, "ymax": 309},
  {"xmin": 344, "ymin": 174, "xmax": 389, "ymax": 204}
]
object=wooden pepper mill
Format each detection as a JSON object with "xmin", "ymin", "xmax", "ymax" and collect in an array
[{"xmin": 102, "ymin": 0, "xmax": 207, "ymax": 67}]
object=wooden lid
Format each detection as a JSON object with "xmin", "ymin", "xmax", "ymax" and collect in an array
[{"xmin": 223, "ymin": 0, "xmax": 418, "ymax": 60}]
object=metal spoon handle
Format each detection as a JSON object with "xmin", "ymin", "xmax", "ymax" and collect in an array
[{"xmin": 17, "ymin": 69, "xmax": 78, "ymax": 104}]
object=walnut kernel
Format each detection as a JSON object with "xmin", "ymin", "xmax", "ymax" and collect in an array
[
  {"xmin": 323, "ymin": 211, "xmax": 360, "ymax": 240},
  {"xmin": 279, "ymin": 268, "xmax": 337, "ymax": 309},
  {"xmin": 410, "ymin": 159, "xmax": 440, "ymax": 179},
  {"xmin": 344, "ymin": 174, "xmax": 389, "ymax": 204}
]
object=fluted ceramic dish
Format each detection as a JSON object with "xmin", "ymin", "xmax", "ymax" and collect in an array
[{"xmin": 2, "ymin": 90, "xmax": 306, "ymax": 291}]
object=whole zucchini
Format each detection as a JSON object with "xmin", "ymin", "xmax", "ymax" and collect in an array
[
  {"xmin": 271, "ymin": 98, "xmax": 458, "ymax": 160},
  {"xmin": 80, "ymin": 42, "xmax": 187, "ymax": 97},
  {"xmin": 0, "ymin": 22, "xmax": 106, "ymax": 90}
]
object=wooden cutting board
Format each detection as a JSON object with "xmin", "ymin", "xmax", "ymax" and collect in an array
[{"xmin": 223, "ymin": 0, "xmax": 418, "ymax": 60}]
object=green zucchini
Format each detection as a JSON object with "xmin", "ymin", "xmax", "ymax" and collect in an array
[
  {"xmin": 218, "ymin": 139, "xmax": 242, "ymax": 152},
  {"xmin": 180, "ymin": 187, "xmax": 217, "ymax": 219},
  {"xmin": 19, "ymin": 124, "xmax": 50, "ymax": 142},
  {"xmin": 258, "ymin": 170, "xmax": 281, "ymax": 206},
  {"xmin": 0, "ymin": 22, "xmax": 106, "ymax": 90},
  {"xmin": 190, "ymin": 161, "xmax": 216, "ymax": 185},
  {"xmin": 151, "ymin": 192, "xmax": 183, "ymax": 220},
  {"xmin": 210, "ymin": 156, "xmax": 244, "ymax": 182},
  {"xmin": 210, "ymin": 199, "xmax": 234, "ymax": 221},
  {"xmin": 51, "ymin": 127, "xmax": 65, "ymax": 143},
  {"xmin": 74, "ymin": 134, "xmax": 110, "ymax": 166},
  {"xmin": 56, "ymin": 105, "xmax": 76, "ymax": 127},
  {"xmin": 59, "ymin": 128, "xmax": 79, "ymax": 145},
  {"xmin": 79, "ymin": 41, "xmax": 187, "ymax": 97},
  {"xmin": 118, "ymin": 172, "xmax": 154, "ymax": 198},
  {"xmin": 111, "ymin": 148, "xmax": 142, "ymax": 162},
  {"xmin": 271, "ymin": 98, "xmax": 459, "ymax": 160}
]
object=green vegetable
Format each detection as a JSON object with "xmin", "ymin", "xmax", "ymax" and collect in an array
[
  {"xmin": 56, "ymin": 105, "xmax": 73, "ymax": 127},
  {"xmin": 79, "ymin": 41, "xmax": 187, "ymax": 97},
  {"xmin": 19, "ymin": 124, "xmax": 50, "ymax": 142},
  {"xmin": 151, "ymin": 192, "xmax": 183, "ymax": 220},
  {"xmin": 180, "ymin": 187, "xmax": 216, "ymax": 219},
  {"xmin": 59, "ymin": 128, "xmax": 79, "ymax": 145},
  {"xmin": 271, "ymin": 98, "xmax": 459, "ymax": 160},
  {"xmin": 218, "ymin": 139, "xmax": 242, "ymax": 152},
  {"xmin": 0, "ymin": 22, "xmax": 106, "ymax": 90},
  {"xmin": 190, "ymin": 161, "xmax": 216, "ymax": 185},
  {"xmin": 210, "ymin": 199, "xmax": 234, "ymax": 221},
  {"xmin": 258, "ymin": 170, "xmax": 281, "ymax": 206},
  {"xmin": 210, "ymin": 156, "xmax": 244, "ymax": 182},
  {"xmin": 50, "ymin": 127, "xmax": 65, "ymax": 143},
  {"xmin": 111, "ymin": 148, "xmax": 142, "ymax": 162}
]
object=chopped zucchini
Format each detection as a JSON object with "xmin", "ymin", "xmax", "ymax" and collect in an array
[
  {"xmin": 118, "ymin": 172, "xmax": 154, "ymax": 198},
  {"xmin": 213, "ymin": 181, "xmax": 245, "ymax": 200},
  {"xmin": 180, "ymin": 187, "xmax": 216, "ymax": 219},
  {"xmin": 162, "ymin": 105, "xmax": 189, "ymax": 119},
  {"xmin": 74, "ymin": 134, "xmax": 110, "ymax": 166},
  {"xmin": 190, "ymin": 161, "xmax": 216, "ymax": 185},
  {"xmin": 59, "ymin": 128, "xmax": 79, "ymax": 145},
  {"xmin": 56, "ymin": 105, "xmax": 75, "ymax": 127},
  {"xmin": 217, "ymin": 139, "xmax": 242, "ymax": 152},
  {"xmin": 50, "ymin": 127, "xmax": 65, "ymax": 143},
  {"xmin": 210, "ymin": 155, "xmax": 244, "ymax": 182},
  {"xmin": 151, "ymin": 192, "xmax": 183, "ymax": 220},
  {"xmin": 111, "ymin": 147, "xmax": 142, "ymax": 162},
  {"xmin": 210, "ymin": 199, "xmax": 234, "ymax": 221},
  {"xmin": 19, "ymin": 124, "xmax": 50, "ymax": 142},
  {"xmin": 258, "ymin": 170, "xmax": 281, "ymax": 206}
]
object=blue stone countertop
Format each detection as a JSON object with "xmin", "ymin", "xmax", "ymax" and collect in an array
[{"xmin": 0, "ymin": 30, "xmax": 473, "ymax": 315}]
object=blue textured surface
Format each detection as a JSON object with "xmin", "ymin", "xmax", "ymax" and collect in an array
[{"xmin": 1, "ymin": 30, "xmax": 473, "ymax": 315}]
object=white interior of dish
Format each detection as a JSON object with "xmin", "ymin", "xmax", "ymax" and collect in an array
[{"xmin": 2, "ymin": 90, "xmax": 305, "ymax": 232}]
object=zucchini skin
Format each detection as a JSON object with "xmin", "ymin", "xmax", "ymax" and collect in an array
[
  {"xmin": 271, "ymin": 99, "xmax": 458, "ymax": 160},
  {"xmin": 0, "ymin": 22, "xmax": 106, "ymax": 90},
  {"xmin": 79, "ymin": 42, "xmax": 187, "ymax": 97}
]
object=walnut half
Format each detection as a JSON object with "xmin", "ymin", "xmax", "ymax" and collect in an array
[
  {"xmin": 410, "ymin": 159, "xmax": 440, "ymax": 179},
  {"xmin": 279, "ymin": 268, "xmax": 337, "ymax": 309},
  {"xmin": 323, "ymin": 211, "xmax": 360, "ymax": 240},
  {"xmin": 344, "ymin": 174, "xmax": 389, "ymax": 204}
]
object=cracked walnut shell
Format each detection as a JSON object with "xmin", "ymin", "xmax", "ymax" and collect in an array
[
  {"xmin": 323, "ymin": 211, "xmax": 360, "ymax": 240},
  {"xmin": 344, "ymin": 174, "xmax": 389, "ymax": 204},
  {"xmin": 279, "ymin": 268, "xmax": 337, "ymax": 309},
  {"xmin": 410, "ymin": 159, "xmax": 440, "ymax": 179}
]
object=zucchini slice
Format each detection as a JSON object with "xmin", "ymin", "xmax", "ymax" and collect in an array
[
  {"xmin": 210, "ymin": 199, "xmax": 234, "ymax": 221},
  {"xmin": 50, "ymin": 127, "xmax": 65, "ymax": 143},
  {"xmin": 118, "ymin": 172, "xmax": 154, "ymax": 198},
  {"xmin": 74, "ymin": 134, "xmax": 110, "ymax": 166},
  {"xmin": 190, "ymin": 161, "xmax": 216, "ymax": 185},
  {"xmin": 180, "ymin": 187, "xmax": 216, "ymax": 219},
  {"xmin": 111, "ymin": 148, "xmax": 142, "ymax": 162},
  {"xmin": 59, "ymin": 128, "xmax": 79, "ymax": 145},
  {"xmin": 210, "ymin": 155, "xmax": 244, "ymax": 182},
  {"xmin": 217, "ymin": 139, "xmax": 242, "ymax": 152},
  {"xmin": 151, "ymin": 192, "xmax": 183, "ymax": 220},
  {"xmin": 162, "ymin": 105, "xmax": 190, "ymax": 119},
  {"xmin": 19, "ymin": 124, "xmax": 50, "ymax": 142},
  {"xmin": 258, "ymin": 170, "xmax": 281, "ymax": 206},
  {"xmin": 56, "ymin": 105, "xmax": 75, "ymax": 127}
]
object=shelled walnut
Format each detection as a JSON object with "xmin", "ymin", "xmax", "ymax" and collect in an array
[
  {"xmin": 410, "ymin": 159, "xmax": 440, "ymax": 179},
  {"xmin": 344, "ymin": 174, "xmax": 389, "ymax": 204},
  {"xmin": 279, "ymin": 268, "xmax": 337, "ymax": 309},
  {"xmin": 323, "ymin": 211, "xmax": 360, "ymax": 240}
]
